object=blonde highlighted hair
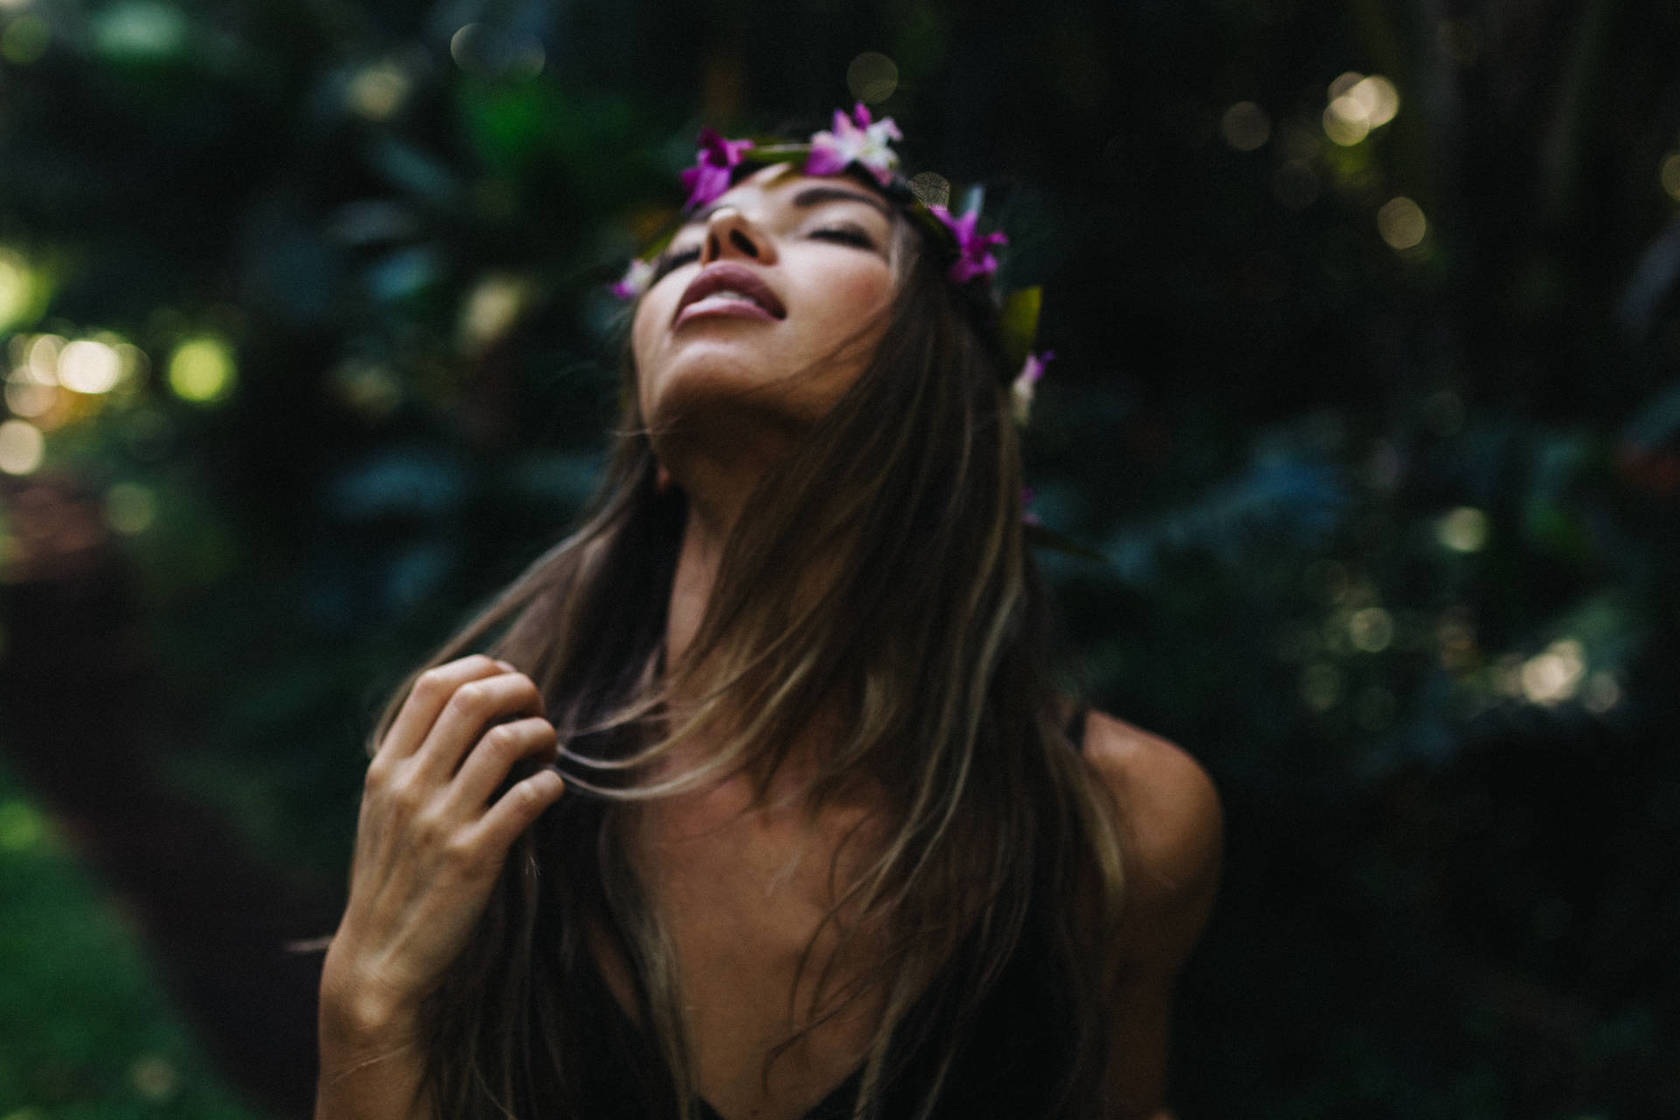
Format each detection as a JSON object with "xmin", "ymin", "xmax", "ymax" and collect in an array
[{"xmin": 375, "ymin": 184, "xmax": 1126, "ymax": 1119}]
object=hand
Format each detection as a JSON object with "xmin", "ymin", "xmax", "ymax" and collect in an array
[{"xmin": 321, "ymin": 655, "xmax": 565, "ymax": 1042}]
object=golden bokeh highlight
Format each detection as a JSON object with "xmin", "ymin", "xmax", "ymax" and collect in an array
[
  {"xmin": 0, "ymin": 418, "xmax": 45, "ymax": 475},
  {"xmin": 1437, "ymin": 506, "xmax": 1489, "ymax": 552},
  {"xmin": 57, "ymin": 339, "xmax": 124, "ymax": 394},
  {"xmin": 1520, "ymin": 638, "xmax": 1586, "ymax": 705},
  {"xmin": 348, "ymin": 61, "xmax": 411, "ymax": 122},
  {"xmin": 1377, "ymin": 196, "xmax": 1428, "ymax": 251},
  {"xmin": 167, "ymin": 337, "xmax": 236, "ymax": 403},
  {"xmin": 1323, "ymin": 72, "xmax": 1399, "ymax": 146}
]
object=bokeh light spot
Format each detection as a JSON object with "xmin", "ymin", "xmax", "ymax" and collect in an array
[
  {"xmin": 846, "ymin": 51, "xmax": 898, "ymax": 104},
  {"xmin": 27, "ymin": 333, "xmax": 63, "ymax": 382},
  {"xmin": 1300, "ymin": 663, "xmax": 1343, "ymax": 712},
  {"xmin": 1348, "ymin": 606, "xmax": 1395, "ymax": 653},
  {"xmin": 1521, "ymin": 638, "xmax": 1585, "ymax": 705},
  {"xmin": 0, "ymin": 249, "xmax": 36, "ymax": 329},
  {"xmin": 0, "ymin": 13, "xmax": 49, "ymax": 64},
  {"xmin": 1437, "ymin": 506, "xmax": 1488, "ymax": 552},
  {"xmin": 129, "ymin": 1054, "xmax": 180, "ymax": 1101},
  {"xmin": 105, "ymin": 482, "xmax": 158, "ymax": 535},
  {"xmin": 450, "ymin": 23, "xmax": 544, "ymax": 79},
  {"xmin": 1582, "ymin": 671, "xmax": 1622, "ymax": 713},
  {"xmin": 1348, "ymin": 76, "xmax": 1400, "ymax": 127},
  {"xmin": 1220, "ymin": 101, "xmax": 1271, "ymax": 152},
  {"xmin": 330, "ymin": 360, "xmax": 403, "ymax": 420},
  {"xmin": 1328, "ymin": 71, "xmax": 1364, "ymax": 100},
  {"xmin": 1660, "ymin": 153, "xmax": 1680, "ymax": 202},
  {"xmin": 348, "ymin": 62, "xmax": 410, "ymax": 121},
  {"xmin": 57, "ymin": 339, "xmax": 123, "ymax": 394},
  {"xmin": 0, "ymin": 418, "xmax": 45, "ymax": 475},
  {"xmin": 0, "ymin": 799, "xmax": 45, "ymax": 852},
  {"xmin": 458, "ymin": 273, "xmax": 531, "ymax": 355},
  {"xmin": 167, "ymin": 337, "xmax": 235, "ymax": 403},
  {"xmin": 1377, "ymin": 196, "xmax": 1428, "ymax": 250},
  {"xmin": 1322, "ymin": 101, "xmax": 1370, "ymax": 146},
  {"xmin": 4, "ymin": 370, "xmax": 56, "ymax": 418},
  {"xmin": 92, "ymin": 0, "xmax": 188, "ymax": 61}
]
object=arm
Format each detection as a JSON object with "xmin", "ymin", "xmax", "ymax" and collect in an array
[
  {"xmin": 1080, "ymin": 712, "xmax": 1224, "ymax": 1120},
  {"xmin": 315, "ymin": 655, "xmax": 566, "ymax": 1120}
]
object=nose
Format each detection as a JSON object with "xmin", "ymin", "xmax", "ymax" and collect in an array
[{"xmin": 700, "ymin": 207, "xmax": 777, "ymax": 266}]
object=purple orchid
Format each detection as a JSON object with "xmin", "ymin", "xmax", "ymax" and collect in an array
[
  {"xmin": 680, "ymin": 128, "xmax": 755, "ymax": 210},
  {"xmin": 805, "ymin": 102, "xmax": 902, "ymax": 186},
  {"xmin": 1011, "ymin": 350, "xmax": 1054, "ymax": 425},
  {"xmin": 930, "ymin": 205, "xmax": 1008, "ymax": 286},
  {"xmin": 610, "ymin": 257, "xmax": 654, "ymax": 301}
]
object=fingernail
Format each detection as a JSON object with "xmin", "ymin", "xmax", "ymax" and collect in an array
[{"xmin": 495, "ymin": 659, "xmax": 518, "ymax": 672}]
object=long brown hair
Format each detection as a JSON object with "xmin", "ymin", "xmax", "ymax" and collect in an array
[{"xmin": 374, "ymin": 179, "xmax": 1127, "ymax": 1118}]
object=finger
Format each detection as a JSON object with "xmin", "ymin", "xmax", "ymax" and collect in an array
[
  {"xmin": 411, "ymin": 671, "xmax": 545, "ymax": 781},
  {"xmin": 446, "ymin": 716, "xmax": 560, "ymax": 814},
  {"xmin": 474, "ymin": 768, "xmax": 565, "ymax": 854},
  {"xmin": 376, "ymin": 655, "xmax": 505, "ymax": 764}
]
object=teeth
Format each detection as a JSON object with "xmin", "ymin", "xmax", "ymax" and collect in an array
[{"xmin": 706, "ymin": 290, "xmax": 755, "ymax": 302}]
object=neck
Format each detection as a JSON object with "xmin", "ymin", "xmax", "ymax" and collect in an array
[{"xmin": 665, "ymin": 500, "xmax": 728, "ymax": 674}]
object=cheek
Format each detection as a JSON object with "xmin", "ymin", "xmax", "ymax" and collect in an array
[{"xmin": 805, "ymin": 263, "xmax": 894, "ymax": 339}]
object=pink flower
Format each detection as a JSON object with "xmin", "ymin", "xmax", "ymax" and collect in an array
[
  {"xmin": 680, "ymin": 128, "xmax": 755, "ymax": 210},
  {"xmin": 610, "ymin": 257, "xmax": 654, "ymax": 301},
  {"xmin": 930, "ymin": 205, "xmax": 1007, "ymax": 285},
  {"xmin": 804, "ymin": 102, "xmax": 902, "ymax": 186},
  {"xmin": 1011, "ymin": 350, "xmax": 1053, "ymax": 425}
]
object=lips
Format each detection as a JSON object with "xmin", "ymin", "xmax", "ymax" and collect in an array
[{"xmin": 673, "ymin": 262, "xmax": 787, "ymax": 324}]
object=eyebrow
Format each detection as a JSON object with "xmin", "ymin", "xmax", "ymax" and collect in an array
[{"xmin": 687, "ymin": 184, "xmax": 892, "ymax": 226}]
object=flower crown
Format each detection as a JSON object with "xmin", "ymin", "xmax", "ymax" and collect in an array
[{"xmin": 611, "ymin": 103, "xmax": 1052, "ymax": 424}]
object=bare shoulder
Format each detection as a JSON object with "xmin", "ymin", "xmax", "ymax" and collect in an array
[{"xmin": 1080, "ymin": 710, "xmax": 1224, "ymax": 967}]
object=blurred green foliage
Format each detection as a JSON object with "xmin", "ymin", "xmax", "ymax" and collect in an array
[
  {"xmin": 2, "ymin": 0, "xmax": 1678, "ymax": 1116},
  {"xmin": 0, "ymin": 761, "xmax": 259, "ymax": 1119}
]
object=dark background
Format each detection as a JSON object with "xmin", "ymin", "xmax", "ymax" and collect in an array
[{"xmin": 2, "ymin": 0, "xmax": 1678, "ymax": 1116}]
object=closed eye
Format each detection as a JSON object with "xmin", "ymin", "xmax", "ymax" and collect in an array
[
  {"xmin": 810, "ymin": 226, "xmax": 877, "ymax": 250},
  {"xmin": 651, "ymin": 246, "xmax": 701, "ymax": 283}
]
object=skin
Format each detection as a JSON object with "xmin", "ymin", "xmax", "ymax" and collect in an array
[{"xmin": 315, "ymin": 167, "xmax": 1222, "ymax": 1120}]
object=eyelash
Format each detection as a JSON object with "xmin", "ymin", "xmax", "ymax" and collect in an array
[
  {"xmin": 650, "ymin": 226, "xmax": 877, "ymax": 283},
  {"xmin": 810, "ymin": 226, "xmax": 875, "ymax": 249},
  {"xmin": 651, "ymin": 246, "xmax": 700, "ymax": 283}
]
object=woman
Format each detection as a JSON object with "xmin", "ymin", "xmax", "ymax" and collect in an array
[{"xmin": 315, "ymin": 108, "xmax": 1222, "ymax": 1120}]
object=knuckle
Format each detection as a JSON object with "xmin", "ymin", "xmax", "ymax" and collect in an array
[
  {"xmin": 441, "ymin": 831, "xmax": 482, "ymax": 870},
  {"xmin": 413, "ymin": 666, "xmax": 451, "ymax": 698},
  {"xmin": 480, "ymin": 723, "xmax": 518, "ymax": 757},
  {"xmin": 363, "ymin": 754, "xmax": 393, "ymax": 789},
  {"xmin": 412, "ymin": 806, "xmax": 449, "ymax": 846},
  {"xmin": 386, "ymin": 775, "xmax": 425, "ymax": 816},
  {"xmin": 446, "ymin": 682, "xmax": 488, "ymax": 718}
]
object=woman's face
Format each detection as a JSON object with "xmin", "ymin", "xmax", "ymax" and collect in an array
[{"xmin": 631, "ymin": 164, "xmax": 899, "ymax": 437}]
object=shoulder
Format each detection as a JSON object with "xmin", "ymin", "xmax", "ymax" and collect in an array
[{"xmin": 1078, "ymin": 710, "xmax": 1224, "ymax": 969}]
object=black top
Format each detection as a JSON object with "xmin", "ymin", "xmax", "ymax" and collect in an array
[{"xmin": 559, "ymin": 708, "xmax": 1098, "ymax": 1120}]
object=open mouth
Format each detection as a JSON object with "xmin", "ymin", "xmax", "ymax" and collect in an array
[{"xmin": 673, "ymin": 263, "xmax": 787, "ymax": 322}]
